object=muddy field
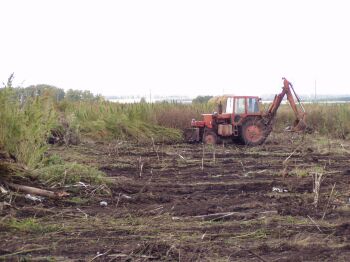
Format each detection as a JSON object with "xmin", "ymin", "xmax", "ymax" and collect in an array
[{"xmin": 1, "ymin": 133, "xmax": 350, "ymax": 261}]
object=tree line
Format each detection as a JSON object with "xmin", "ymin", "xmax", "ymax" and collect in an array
[{"xmin": 2, "ymin": 74, "xmax": 103, "ymax": 103}]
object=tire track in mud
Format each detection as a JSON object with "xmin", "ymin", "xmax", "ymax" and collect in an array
[
  {"xmin": 3, "ymin": 138, "xmax": 347, "ymax": 261},
  {"xmin": 100, "ymin": 141, "xmax": 350, "ymax": 221}
]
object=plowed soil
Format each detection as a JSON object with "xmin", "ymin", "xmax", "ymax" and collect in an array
[{"xmin": 1, "ymin": 133, "xmax": 350, "ymax": 261}]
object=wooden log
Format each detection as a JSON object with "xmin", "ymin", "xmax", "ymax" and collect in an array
[{"xmin": 7, "ymin": 183, "xmax": 69, "ymax": 199}]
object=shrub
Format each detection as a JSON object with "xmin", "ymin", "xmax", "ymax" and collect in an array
[{"xmin": 0, "ymin": 86, "xmax": 56, "ymax": 167}]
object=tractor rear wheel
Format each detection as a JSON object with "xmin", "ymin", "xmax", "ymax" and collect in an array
[
  {"xmin": 203, "ymin": 129, "xmax": 217, "ymax": 145},
  {"xmin": 241, "ymin": 118, "xmax": 267, "ymax": 146}
]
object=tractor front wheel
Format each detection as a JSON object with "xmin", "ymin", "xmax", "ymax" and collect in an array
[
  {"xmin": 203, "ymin": 129, "xmax": 217, "ymax": 145},
  {"xmin": 241, "ymin": 118, "xmax": 267, "ymax": 146}
]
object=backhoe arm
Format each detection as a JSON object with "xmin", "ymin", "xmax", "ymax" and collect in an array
[{"xmin": 265, "ymin": 78, "xmax": 306, "ymax": 131}]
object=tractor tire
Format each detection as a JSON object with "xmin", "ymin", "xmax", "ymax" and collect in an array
[
  {"xmin": 203, "ymin": 129, "xmax": 218, "ymax": 145},
  {"xmin": 241, "ymin": 118, "xmax": 268, "ymax": 146}
]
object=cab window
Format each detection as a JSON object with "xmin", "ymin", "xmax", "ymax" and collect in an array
[
  {"xmin": 247, "ymin": 98, "xmax": 259, "ymax": 113},
  {"xmin": 226, "ymin": 97, "xmax": 234, "ymax": 113},
  {"xmin": 234, "ymin": 98, "xmax": 245, "ymax": 114}
]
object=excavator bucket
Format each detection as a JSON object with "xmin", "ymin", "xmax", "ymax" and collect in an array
[{"xmin": 290, "ymin": 114, "xmax": 308, "ymax": 132}]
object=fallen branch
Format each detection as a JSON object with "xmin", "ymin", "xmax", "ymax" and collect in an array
[
  {"xmin": 76, "ymin": 208, "xmax": 88, "ymax": 219},
  {"xmin": 178, "ymin": 154, "xmax": 185, "ymax": 160},
  {"xmin": 210, "ymin": 212, "xmax": 242, "ymax": 221},
  {"xmin": 0, "ymin": 247, "xmax": 50, "ymax": 260},
  {"xmin": 283, "ymin": 143, "xmax": 302, "ymax": 165},
  {"xmin": 0, "ymin": 202, "xmax": 11, "ymax": 212},
  {"xmin": 7, "ymin": 183, "xmax": 69, "ymax": 199},
  {"xmin": 89, "ymin": 249, "xmax": 111, "ymax": 262},
  {"xmin": 107, "ymin": 254, "xmax": 157, "ymax": 259},
  {"xmin": 244, "ymin": 169, "xmax": 267, "ymax": 177},
  {"xmin": 194, "ymin": 212, "xmax": 242, "ymax": 220},
  {"xmin": 173, "ymin": 210, "xmax": 277, "ymax": 221},
  {"xmin": 0, "ymin": 186, "xmax": 8, "ymax": 194},
  {"xmin": 307, "ymin": 215, "xmax": 323, "ymax": 233}
]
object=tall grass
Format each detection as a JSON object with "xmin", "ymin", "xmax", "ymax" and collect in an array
[
  {"xmin": 153, "ymin": 102, "xmax": 213, "ymax": 129},
  {"xmin": 275, "ymin": 103, "xmax": 350, "ymax": 138},
  {"xmin": 59, "ymin": 101, "xmax": 200, "ymax": 142},
  {"xmin": 0, "ymin": 87, "xmax": 55, "ymax": 167}
]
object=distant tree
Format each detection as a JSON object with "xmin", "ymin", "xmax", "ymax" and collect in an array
[
  {"xmin": 23, "ymin": 84, "xmax": 65, "ymax": 101},
  {"xmin": 192, "ymin": 95, "xmax": 213, "ymax": 104},
  {"xmin": 65, "ymin": 89, "xmax": 82, "ymax": 101},
  {"xmin": 81, "ymin": 90, "xmax": 95, "ymax": 101},
  {"xmin": 1, "ymin": 74, "xmax": 99, "ymax": 103},
  {"xmin": 140, "ymin": 97, "xmax": 147, "ymax": 103},
  {"xmin": 65, "ymin": 89, "xmax": 100, "ymax": 102},
  {"xmin": 94, "ymin": 94, "xmax": 105, "ymax": 102},
  {"xmin": 2, "ymin": 80, "xmax": 65, "ymax": 104}
]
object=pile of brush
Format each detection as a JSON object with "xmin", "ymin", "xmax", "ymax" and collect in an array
[
  {"xmin": 0, "ymin": 150, "xmax": 26, "ymax": 180},
  {"xmin": 0, "ymin": 149, "xmax": 69, "ymax": 213}
]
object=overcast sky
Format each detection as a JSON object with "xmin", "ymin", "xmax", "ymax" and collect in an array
[{"xmin": 1, "ymin": 0, "xmax": 349, "ymax": 97}]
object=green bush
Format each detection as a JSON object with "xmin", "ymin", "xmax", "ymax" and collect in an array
[{"xmin": 0, "ymin": 86, "xmax": 56, "ymax": 167}]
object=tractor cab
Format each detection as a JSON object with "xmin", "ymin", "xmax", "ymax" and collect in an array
[
  {"xmin": 191, "ymin": 96, "xmax": 261, "ymax": 128},
  {"xmin": 226, "ymin": 96, "xmax": 261, "ymax": 125},
  {"xmin": 187, "ymin": 96, "xmax": 263, "ymax": 143},
  {"xmin": 226, "ymin": 96, "xmax": 260, "ymax": 115}
]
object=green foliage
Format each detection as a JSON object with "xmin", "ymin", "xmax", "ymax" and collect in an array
[
  {"xmin": 291, "ymin": 166, "xmax": 324, "ymax": 177},
  {"xmin": 7, "ymin": 218, "xmax": 60, "ymax": 233},
  {"xmin": 0, "ymin": 85, "xmax": 56, "ymax": 167},
  {"xmin": 35, "ymin": 162, "xmax": 106, "ymax": 186},
  {"xmin": 60, "ymin": 101, "xmax": 185, "ymax": 142},
  {"xmin": 16, "ymin": 84, "xmax": 65, "ymax": 102},
  {"xmin": 291, "ymin": 167, "xmax": 309, "ymax": 177},
  {"xmin": 65, "ymin": 89, "xmax": 102, "ymax": 102},
  {"xmin": 2, "ymin": 76, "xmax": 102, "ymax": 104},
  {"xmin": 192, "ymin": 95, "xmax": 213, "ymax": 104},
  {"xmin": 67, "ymin": 196, "xmax": 89, "ymax": 205},
  {"xmin": 41, "ymin": 154, "xmax": 64, "ymax": 166}
]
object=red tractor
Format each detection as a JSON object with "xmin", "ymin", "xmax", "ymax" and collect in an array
[{"xmin": 184, "ymin": 78, "xmax": 307, "ymax": 145}]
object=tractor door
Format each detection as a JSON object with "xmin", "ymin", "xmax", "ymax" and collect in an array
[
  {"xmin": 233, "ymin": 97, "xmax": 246, "ymax": 124},
  {"xmin": 226, "ymin": 97, "xmax": 234, "ymax": 114}
]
